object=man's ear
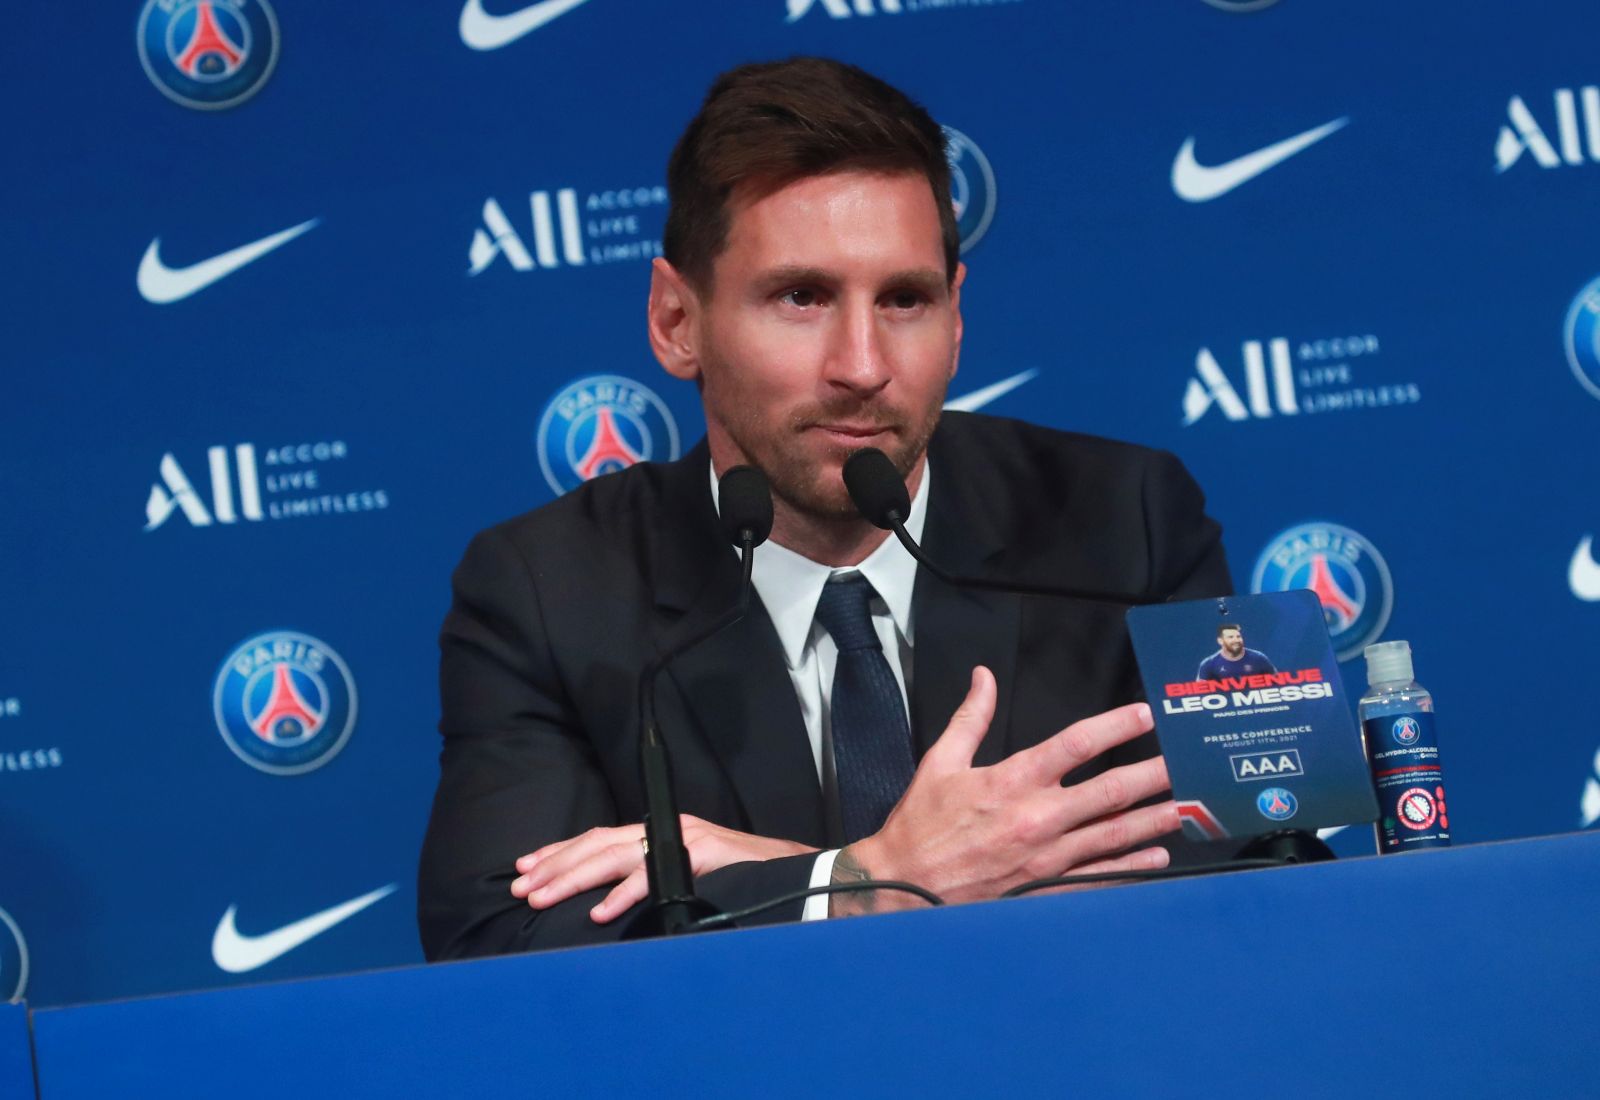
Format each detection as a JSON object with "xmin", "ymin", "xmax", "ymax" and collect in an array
[
  {"xmin": 648, "ymin": 258, "xmax": 702, "ymax": 381},
  {"xmin": 948, "ymin": 261, "xmax": 967, "ymax": 381}
]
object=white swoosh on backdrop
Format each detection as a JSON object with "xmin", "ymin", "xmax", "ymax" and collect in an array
[
  {"xmin": 1569, "ymin": 536, "xmax": 1600, "ymax": 601},
  {"xmin": 943, "ymin": 368, "xmax": 1039, "ymax": 413},
  {"xmin": 211, "ymin": 883, "xmax": 396, "ymax": 974},
  {"xmin": 459, "ymin": 0, "xmax": 592, "ymax": 50},
  {"xmin": 137, "ymin": 219, "xmax": 319, "ymax": 304},
  {"xmin": 1582, "ymin": 747, "xmax": 1600, "ymax": 828},
  {"xmin": 1171, "ymin": 117, "xmax": 1348, "ymax": 203}
]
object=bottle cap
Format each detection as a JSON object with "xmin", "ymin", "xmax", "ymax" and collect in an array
[{"xmin": 1364, "ymin": 640, "xmax": 1413, "ymax": 686}]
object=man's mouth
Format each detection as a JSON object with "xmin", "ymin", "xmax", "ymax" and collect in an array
[{"xmin": 808, "ymin": 423, "xmax": 896, "ymax": 441}]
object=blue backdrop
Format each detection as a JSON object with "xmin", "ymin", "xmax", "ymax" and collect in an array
[{"xmin": 4, "ymin": 0, "xmax": 1599, "ymax": 1007}]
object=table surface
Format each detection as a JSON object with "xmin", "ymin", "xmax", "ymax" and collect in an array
[
  {"xmin": 29, "ymin": 832, "xmax": 1600, "ymax": 1099},
  {"xmin": 1, "ymin": 1002, "xmax": 33, "ymax": 1100}
]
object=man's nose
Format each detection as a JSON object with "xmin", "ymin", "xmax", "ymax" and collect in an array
[{"xmin": 823, "ymin": 298, "xmax": 890, "ymax": 394}]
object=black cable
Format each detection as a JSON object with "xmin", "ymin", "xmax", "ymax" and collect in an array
[
  {"xmin": 686, "ymin": 856, "xmax": 1292, "ymax": 931},
  {"xmin": 1001, "ymin": 857, "xmax": 1287, "ymax": 898},
  {"xmin": 688, "ymin": 879, "xmax": 945, "ymax": 931},
  {"xmin": 886, "ymin": 523, "xmax": 1156, "ymax": 606}
]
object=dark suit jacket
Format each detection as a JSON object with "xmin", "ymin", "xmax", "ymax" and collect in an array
[{"xmin": 418, "ymin": 411, "xmax": 1231, "ymax": 961}]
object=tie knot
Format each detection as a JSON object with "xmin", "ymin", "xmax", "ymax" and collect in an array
[{"xmin": 814, "ymin": 574, "xmax": 882, "ymax": 653}]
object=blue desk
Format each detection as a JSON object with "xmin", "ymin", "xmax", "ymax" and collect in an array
[
  {"xmin": 1, "ymin": 1002, "xmax": 33, "ymax": 1100},
  {"xmin": 29, "ymin": 833, "xmax": 1600, "ymax": 1098}
]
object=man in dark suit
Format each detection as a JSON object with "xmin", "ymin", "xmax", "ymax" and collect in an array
[{"xmin": 418, "ymin": 58, "xmax": 1229, "ymax": 961}]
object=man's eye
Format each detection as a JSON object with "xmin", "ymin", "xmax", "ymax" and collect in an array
[
  {"xmin": 781, "ymin": 288, "xmax": 820, "ymax": 308},
  {"xmin": 886, "ymin": 290, "xmax": 926, "ymax": 310}
]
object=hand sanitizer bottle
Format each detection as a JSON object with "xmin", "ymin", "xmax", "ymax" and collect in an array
[{"xmin": 1359, "ymin": 641, "xmax": 1450, "ymax": 852}]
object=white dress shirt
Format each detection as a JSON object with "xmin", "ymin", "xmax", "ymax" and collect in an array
[{"xmin": 710, "ymin": 460, "xmax": 931, "ymax": 920}]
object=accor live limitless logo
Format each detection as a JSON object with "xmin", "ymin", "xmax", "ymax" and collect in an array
[
  {"xmin": 143, "ymin": 440, "xmax": 390, "ymax": 531},
  {"xmin": 1180, "ymin": 333, "xmax": 1422, "ymax": 426},
  {"xmin": 471, "ymin": 129, "xmax": 994, "ymax": 276},
  {"xmin": 0, "ymin": 695, "xmax": 62, "ymax": 778},
  {"xmin": 468, "ymin": 186, "xmax": 667, "ymax": 274},
  {"xmin": 1496, "ymin": 86, "xmax": 1600, "ymax": 172},
  {"xmin": 786, "ymin": 0, "xmax": 1022, "ymax": 19}
]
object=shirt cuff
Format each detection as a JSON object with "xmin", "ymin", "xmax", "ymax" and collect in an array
[{"xmin": 801, "ymin": 849, "xmax": 840, "ymax": 922}]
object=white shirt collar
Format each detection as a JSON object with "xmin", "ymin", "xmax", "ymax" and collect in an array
[{"xmin": 709, "ymin": 459, "xmax": 930, "ymax": 670}]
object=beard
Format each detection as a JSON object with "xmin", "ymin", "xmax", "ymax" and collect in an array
[
  {"xmin": 765, "ymin": 395, "xmax": 942, "ymax": 521},
  {"xmin": 702, "ymin": 358, "xmax": 947, "ymax": 524}
]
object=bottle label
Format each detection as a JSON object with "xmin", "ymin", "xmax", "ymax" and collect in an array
[{"xmin": 1362, "ymin": 711, "xmax": 1450, "ymax": 850}]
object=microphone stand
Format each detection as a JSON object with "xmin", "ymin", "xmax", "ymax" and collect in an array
[
  {"xmin": 624, "ymin": 535, "xmax": 755, "ymax": 938},
  {"xmin": 1235, "ymin": 829, "xmax": 1336, "ymax": 864}
]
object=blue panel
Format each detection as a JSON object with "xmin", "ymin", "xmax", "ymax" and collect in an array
[
  {"xmin": 0, "ymin": 1003, "xmax": 34, "ymax": 1100},
  {"xmin": 29, "ymin": 834, "xmax": 1600, "ymax": 1098}
]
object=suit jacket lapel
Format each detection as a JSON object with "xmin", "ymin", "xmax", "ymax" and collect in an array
[
  {"xmin": 648, "ymin": 444, "xmax": 828, "ymax": 847},
  {"xmin": 909, "ymin": 431, "xmax": 1021, "ymax": 768}
]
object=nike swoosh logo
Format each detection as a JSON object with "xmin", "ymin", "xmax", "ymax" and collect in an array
[
  {"xmin": 943, "ymin": 368, "xmax": 1039, "ymax": 413},
  {"xmin": 459, "ymin": 0, "xmax": 592, "ymax": 50},
  {"xmin": 137, "ymin": 219, "xmax": 319, "ymax": 304},
  {"xmin": 211, "ymin": 883, "xmax": 395, "ymax": 974},
  {"xmin": 1171, "ymin": 117, "xmax": 1348, "ymax": 203},
  {"xmin": 1571, "ymin": 535, "xmax": 1600, "ymax": 601}
]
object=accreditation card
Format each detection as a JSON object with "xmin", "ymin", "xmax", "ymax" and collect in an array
[{"xmin": 1126, "ymin": 590, "xmax": 1378, "ymax": 841}]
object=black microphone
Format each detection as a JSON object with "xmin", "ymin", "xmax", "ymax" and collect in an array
[
  {"xmin": 628, "ymin": 465, "xmax": 773, "ymax": 938},
  {"xmin": 717, "ymin": 463, "xmax": 775, "ymax": 547},
  {"xmin": 841, "ymin": 448, "xmax": 1164, "ymax": 607}
]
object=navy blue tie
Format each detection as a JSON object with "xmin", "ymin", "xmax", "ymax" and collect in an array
[{"xmin": 814, "ymin": 574, "xmax": 915, "ymax": 844}]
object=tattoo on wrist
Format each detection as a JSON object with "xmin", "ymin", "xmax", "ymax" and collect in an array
[{"xmin": 828, "ymin": 847, "xmax": 877, "ymax": 918}]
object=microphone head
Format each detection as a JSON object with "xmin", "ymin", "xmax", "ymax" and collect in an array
[
  {"xmin": 717, "ymin": 465, "xmax": 773, "ymax": 547},
  {"xmin": 843, "ymin": 448, "xmax": 910, "ymax": 530}
]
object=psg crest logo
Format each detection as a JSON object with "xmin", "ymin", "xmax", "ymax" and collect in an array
[
  {"xmin": 1563, "ymin": 274, "xmax": 1600, "ymax": 402},
  {"xmin": 942, "ymin": 126, "xmax": 997, "ymax": 254},
  {"xmin": 137, "ymin": 0, "xmax": 280, "ymax": 111},
  {"xmin": 0, "ymin": 906, "xmax": 27, "ymax": 1002},
  {"xmin": 213, "ymin": 631, "xmax": 357, "ymax": 775},
  {"xmin": 1392, "ymin": 716, "xmax": 1421, "ymax": 746},
  {"xmin": 536, "ymin": 374, "xmax": 680, "ymax": 496},
  {"xmin": 1256, "ymin": 786, "xmax": 1298, "ymax": 821},
  {"xmin": 1251, "ymin": 522, "xmax": 1394, "ymax": 662}
]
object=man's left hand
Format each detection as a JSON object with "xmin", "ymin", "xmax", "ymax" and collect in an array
[{"xmin": 510, "ymin": 818, "xmax": 818, "ymax": 924}]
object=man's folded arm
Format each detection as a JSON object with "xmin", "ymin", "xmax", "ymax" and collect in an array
[
  {"xmin": 420, "ymin": 743, "xmax": 820, "ymax": 959},
  {"xmin": 418, "ymin": 527, "xmax": 818, "ymax": 962}
]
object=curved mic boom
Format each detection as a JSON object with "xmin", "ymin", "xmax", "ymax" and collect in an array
[{"xmin": 841, "ymin": 447, "xmax": 1162, "ymax": 607}]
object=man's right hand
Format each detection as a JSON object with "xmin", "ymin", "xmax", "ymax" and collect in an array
[
  {"xmin": 832, "ymin": 666, "xmax": 1179, "ymax": 915},
  {"xmin": 513, "ymin": 817, "xmax": 817, "ymax": 925}
]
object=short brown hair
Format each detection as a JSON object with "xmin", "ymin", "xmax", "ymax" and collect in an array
[{"xmin": 662, "ymin": 57, "xmax": 958, "ymax": 292}]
